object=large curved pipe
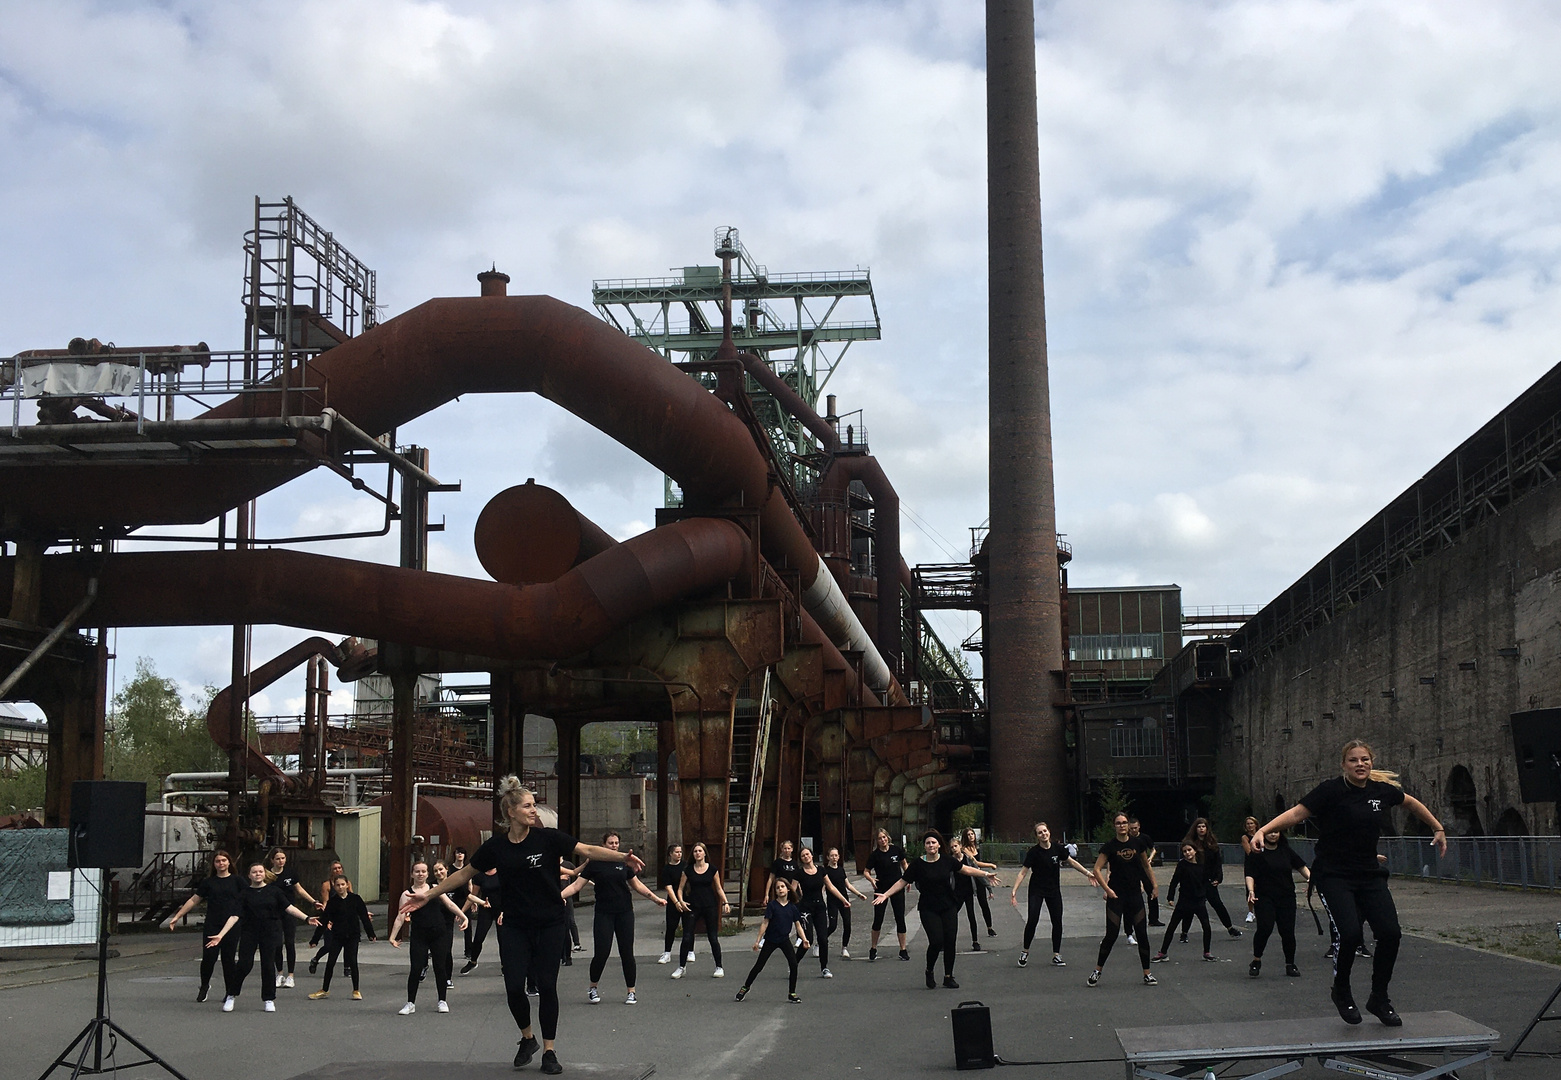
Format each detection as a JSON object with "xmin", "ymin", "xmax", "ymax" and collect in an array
[
  {"xmin": 200, "ymin": 294, "xmax": 904, "ymax": 702},
  {"xmin": 737, "ymin": 351, "xmax": 840, "ymax": 451},
  {"xmin": 821, "ymin": 454, "xmax": 902, "ymax": 673},
  {"xmin": 206, "ymin": 636, "xmax": 345, "ymax": 787},
  {"xmin": 17, "ymin": 517, "xmax": 751, "ymax": 659}
]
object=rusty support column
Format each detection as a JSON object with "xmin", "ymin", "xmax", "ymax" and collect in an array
[
  {"xmin": 314, "ymin": 658, "xmax": 329, "ymax": 794},
  {"xmin": 388, "ymin": 669, "xmax": 415, "ymax": 905},
  {"xmin": 555, "ymin": 720, "xmax": 581, "ymax": 839},
  {"xmin": 226, "ymin": 504, "xmax": 252, "ymax": 850},
  {"xmin": 656, "ymin": 718, "xmax": 672, "ymax": 888},
  {"xmin": 490, "ymin": 670, "xmax": 514, "ymax": 795},
  {"xmin": 40, "ymin": 636, "xmax": 108, "ymax": 827},
  {"xmin": 8, "ymin": 539, "xmax": 43, "ymax": 624},
  {"xmin": 986, "ymin": 0, "xmax": 1067, "ymax": 837}
]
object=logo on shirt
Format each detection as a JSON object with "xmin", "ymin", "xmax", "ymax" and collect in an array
[
  {"xmin": 1367, "ymin": 799, "xmax": 1382, "ymax": 812},
  {"xmin": 526, "ymin": 854, "xmax": 543, "ymax": 868}
]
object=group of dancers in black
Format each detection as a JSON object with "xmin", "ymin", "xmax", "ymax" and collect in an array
[{"xmin": 166, "ymin": 740, "xmax": 1447, "ymax": 1072}]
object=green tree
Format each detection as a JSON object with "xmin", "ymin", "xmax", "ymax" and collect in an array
[
  {"xmin": 106, "ymin": 658, "xmax": 225, "ymax": 789},
  {"xmin": 1091, "ymin": 769, "xmax": 1132, "ymax": 845},
  {"xmin": 0, "ymin": 762, "xmax": 46, "ymax": 816},
  {"xmin": 1207, "ymin": 759, "xmax": 1252, "ymax": 843}
]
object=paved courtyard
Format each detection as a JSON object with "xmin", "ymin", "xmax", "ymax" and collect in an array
[{"xmin": 3, "ymin": 873, "xmax": 1559, "ymax": 1078}]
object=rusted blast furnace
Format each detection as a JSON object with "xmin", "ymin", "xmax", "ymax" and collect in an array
[
  {"xmin": 985, "ymin": 0, "xmax": 1069, "ymax": 836},
  {"xmin": 3, "ymin": 255, "xmax": 969, "ymax": 905}
]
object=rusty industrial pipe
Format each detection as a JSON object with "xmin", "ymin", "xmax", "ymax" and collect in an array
[
  {"xmin": 198, "ymin": 294, "xmax": 904, "ymax": 702},
  {"xmin": 474, "ymin": 480, "xmax": 617, "ymax": 585},
  {"xmin": 14, "ymin": 516, "xmax": 752, "ymax": 660},
  {"xmin": 204, "ymin": 635, "xmax": 347, "ymax": 789},
  {"xmin": 820, "ymin": 453, "xmax": 903, "ymax": 673},
  {"xmin": 737, "ymin": 351, "xmax": 840, "ymax": 451}
]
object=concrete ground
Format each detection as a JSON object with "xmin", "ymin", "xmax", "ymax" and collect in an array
[{"xmin": 3, "ymin": 872, "xmax": 1559, "ymax": 1078}]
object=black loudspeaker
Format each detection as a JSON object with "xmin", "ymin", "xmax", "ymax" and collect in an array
[
  {"xmin": 69, "ymin": 780, "xmax": 147, "ymax": 869},
  {"xmin": 951, "ymin": 999, "xmax": 996, "ymax": 1070},
  {"xmin": 1511, "ymin": 710, "xmax": 1561, "ymax": 803}
]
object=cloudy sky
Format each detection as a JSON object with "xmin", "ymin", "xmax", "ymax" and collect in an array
[{"xmin": 5, "ymin": 0, "xmax": 1561, "ymax": 714}]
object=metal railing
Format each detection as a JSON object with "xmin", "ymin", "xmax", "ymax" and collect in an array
[{"xmin": 1381, "ymin": 835, "xmax": 1561, "ymax": 891}]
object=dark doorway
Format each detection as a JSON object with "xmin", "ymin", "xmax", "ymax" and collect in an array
[{"xmin": 1447, "ymin": 766, "xmax": 1484, "ymax": 836}]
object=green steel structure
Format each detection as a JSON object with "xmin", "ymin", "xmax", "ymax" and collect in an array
[{"xmin": 592, "ymin": 227, "xmax": 881, "ymax": 505}]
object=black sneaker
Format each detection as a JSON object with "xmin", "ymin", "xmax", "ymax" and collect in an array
[
  {"xmin": 1149, "ymin": 921, "xmax": 1165, "ymax": 927},
  {"xmin": 925, "ymin": 968, "xmax": 937, "ymax": 989},
  {"xmin": 943, "ymin": 976, "xmax": 960, "ymax": 989},
  {"xmin": 1356, "ymin": 943, "xmax": 1372, "ymax": 958},
  {"xmin": 515, "ymin": 1035, "xmax": 540, "ymax": 1068},
  {"xmin": 1179, "ymin": 934, "xmax": 1188, "ymax": 943},
  {"xmin": 308, "ymin": 958, "xmax": 319, "ymax": 975},
  {"xmin": 1249, "ymin": 959, "xmax": 1261, "ymax": 978},
  {"xmin": 1017, "ymin": 952, "xmax": 1029, "ymax": 968},
  {"xmin": 970, "ymin": 941, "xmax": 982, "ymax": 951},
  {"xmin": 540, "ymin": 1050, "xmax": 563, "ymax": 1075},
  {"xmin": 1324, "ymin": 945, "xmax": 1336, "ymax": 959},
  {"xmin": 1151, "ymin": 953, "xmax": 1169, "ymax": 964},
  {"xmin": 1365, "ymin": 994, "xmax": 1402, "ymax": 1027},
  {"xmin": 196, "ymin": 986, "xmax": 209, "ymax": 1003},
  {"xmin": 986, "ymin": 927, "xmax": 996, "ymax": 937},
  {"xmin": 868, "ymin": 947, "xmax": 877, "ymax": 962},
  {"xmin": 460, "ymin": 960, "xmax": 478, "ymax": 975},
  {"xmin": 788, "ymin": 993, "xmax": 801, "ymax": 1004},
  {"xmin": 1142, "ymin": 973, "xmax": 1157, "ymax": 986},
  {"xmin": 1227, "ymin": 927, "xmax": 1242, "ymax": 938},
  {"xmin": 1285, "ymin": 964, "xmax": 1301, "ymax": 977},
  {"xmin": 735, "ymin": 986, "xmax": 748, "ymax": 1001},
  {"xmin": 898, "ymin": 949, "xmax": 910, "ymax": 962},
  {"xmin": 1331, "ymin": 985, "xmax": 1362, "ymax": 1025}
]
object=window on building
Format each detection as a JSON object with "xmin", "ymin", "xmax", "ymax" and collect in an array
[
  {"xmin": 1069, "ymin": 633, "xmax": 1163, "ymax": 662},
  {"xmin": 1109, "ymin": 722, "xmax": 1164, "ymax": 758}
]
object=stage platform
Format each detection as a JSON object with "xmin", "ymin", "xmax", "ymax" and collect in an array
[
  {"xmin": 1117, "ymin": 1010, "xmax": 1499, "ymax": 1080},
  {"xmin": 283, "ymin": 1064, "xmax": 652, "ymax": 1080}
]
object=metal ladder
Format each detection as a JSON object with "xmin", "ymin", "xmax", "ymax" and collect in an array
[{"xmin": 725, "ymin": 668, "xmax": 775, "ymax": 910}]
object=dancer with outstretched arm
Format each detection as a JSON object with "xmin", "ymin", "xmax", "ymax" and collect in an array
[
  {"xmin": 388, "ymin": 859, "xmax": 468, "ymax": 1015},
  {"xmin": 824, "ymin": 846, "xmax": 870, "ymax": 959},
  {"xmin": 1011, "ymin": 822, "xmax": 1096, "ymax": 968},
  {"xmin": 562, "ymin": 830, "xmax": 667, "ymax": 1005},
  {"xmin": 735, "ymin": 878, "xmax": 809, "ymax": 1004},
  {"xmin": 1254, "ymin": 740, "xmax": 1446, "ymax": 1027},
  {"xmin": 309, "ymin": 875, "xmax": 376, "ymax": 1000},
  {"xmin": 206, "ymin": 861, "xmax": 320, "ymax": 1013},
  {"xmin": 402, "ymin": 777, "xmax": 645, "ymax": 1075},
  {"xmin": 864, "ymin": 829, "xmax": 909, "ymax": 962},
  {"xmin": 795, "ymin": 846, "xmax": 850, "ymax": 977},
  {"xmin": 164, "ymin": 849, "xmax": 242, "ymax": 1004},
  {"xmin": 873, "ymin": 829, "xmax": 997, "ymax": 990},
  {"xmin": 1151, "ymin": 842, "xmax": 1214, "ymax": 963}
]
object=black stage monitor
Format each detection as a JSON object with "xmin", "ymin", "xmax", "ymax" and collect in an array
[
  {"xmin": 1510, "ymin": 709, "xmax": 1561, "ymax": 803},
  {"xmin": 69, "ymin": 780, "xmax": 146, "ymax": 869},
  {"xmin": 951, "ymin": 999, "xmax": 996, "ymax": 1070}
]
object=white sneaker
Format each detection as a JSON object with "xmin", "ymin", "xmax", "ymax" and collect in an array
[
  {"xmin": 587, "ymin": 987, "xmax": 600, "ymax": 1004},
  {"xmin": 687, "ymin": 951, "xmax": 696, "ymax": 962},
  {"xmin": 712, "ymin": 966, "xmax": 724, "ymax": 978},
  {"xmin": 398, "ymin": 1002, "xmax": 416, "ymax": 1015},
  {"xmin": 221, "ymin": 996, "xmax": 235, "ymax": 1013},
  {"xmin": 821, "ymin": 968, "xmax": 833, "ymax": 978},
  {"xmin": 657, "ymin": 952, "xmax": 672, "ymax": 964},
  {"xmin": 275, "ymin": 974, "xmax": 284, "ymax": 988},
  {"xmin": 841, "ymin": 947, "xmax": 851, "ymax": 959},
  {"xmin": 671, "ymin": 967, "xmax": 685, "ymax": 979},
  {"xmin": 263, "ymin": 1000, "xmax": 276, "ymax": 1013},
  {"xmin": 436, "ymin": 1000, "xmax": 449, "ymax": 1013},
  {"xmin": 1126, "ymin": 933, "xmax": 1138, "ymax": 945},
  {"xmin": 283, "ymin": 974, "xmax": 294, "ymax": 989},
  {"xmin": 625, "ymin": 991, "xmax": 638, "ymax": 1004}
]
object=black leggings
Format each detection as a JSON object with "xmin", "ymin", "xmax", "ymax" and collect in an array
[
  {"xmin": 497, "ymin": 917, "xmax": 567, "ymax": 1040},
  {"xmin": 680, "ymin": 902, "xmax": 723, "ymax": 966},
  {"xmin": 1161, "ymin": 899, "xmax": 1210, "ymax": 954},
  {"xmin": 407, "ymin": 925, "xmax": 451, "ymax": 1002},
  {"xmin": 743, "ymin": 936, "xmax": 799, "ymax": 994},
  {"xmin": 960, "ymin": 891, "xmax": 980, "ymax": 942},
  {"xmin": 872, "ymin": 890, "xmax": 906, "ymax": 934},
  {"xmin": 310, "ymin": 931, "xmax": 333, "ymax": 969},
  {"xmin": 590, "ymin": 907, "xmax": 637, "ymax": 988},
  {"xmin": 565, "ymin": 897, "xmax": 580, "ymax": 948},
  {"xmin": 663, "ymin": 903, "xmax": 683, "ymax": 952},
  {"xmin": 273, "ymin": 915, "xmax": 297, "ymax": 975},
  {"xmin": 322, "ymin": 937, "xmax": 360, "ymax": 992},
  {"xmin": 236, "ymin": 930, "xmax": 281, "ymax": 1001},
  {"xmin": 200, "ymin": 932, "xmax": 239, "ymax": 996},
  {"xmin": 799, "ymin": 904, "xmax": 829, "ymax": 969},
  {"xmin": 1316, "ymin": 874, "xmax": 1401, "ymax": 996},
  {"xmin": 1024, "ymin": 890, "xmax": 1064, "ymax": 954},
  {"xmin": 1206, "ymin": 883, "xmax": 1235, "ymax": 930},
  {"xmin": 921, "ymin": 905, "xmax": 959, "ymax": 978},
  {"xmin": 469, "ymin": 905, "xmax": 496, "ymax": 961},
  {"xmin": 828, "ymin": 900, "xmax": 852, "ymax": 948},
  {"xmin": 1253, "ymin": 896, "xmax": 1297, "ymax": 964},
  {"xmin": 1098, "ymin": 897, "xmax": 1151, "ymax": 970},
  {"xmin": 976, "ymin": 884, "xmax": 994, "ymax": 931}
]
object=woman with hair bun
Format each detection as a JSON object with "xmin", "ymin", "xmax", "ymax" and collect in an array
[
  {"xmin": 872, "ymin": 829, "xmax": 997, "ymax": 990},
  {"xmin": 401, "ymin": 776, "xmax": 644, "ymax": 1076},
  {"xmin": 1254, "ymin": 740, "xmax": 1446, "ymax": 1028}
]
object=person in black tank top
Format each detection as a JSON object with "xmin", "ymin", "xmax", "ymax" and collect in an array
[
  {"xmin": 1010, "ymin": 822, "xmax": 1098, "ymax": 968},
  {"xmin": 561, "ymin": 830, "xmax": 668, "ymax": 1004},
  {"xmin": 461, "ymin": 874, "xmax": 499, "ymax": 973},
  {"xmin": 389, "ymin": 859, "xmax": 468, "ymax": 1015},
  {"xmin": 656, "ymin": 844, "xmax": 688, "ymax": 965},
  {"xmin": 673, "ymin": 841, "xmax": 730, "ymax": 978},
  {"xmin": 1089, "ymin": 812, "xmax": 1158, "ymax": 987},
  {"xmin": 794, "ymin": 847, "xmax": 850, "ymax": 977},
  {"xmin": 823, "ymin": 846, "xmax": 869, "ymax": 959},
  {"xmin": 1254, "ymin": 740, "xmax": 1446, "ymax": 1027},
  {"xmin": 403, "ymin": 778, "xmax": 645, "ymax": 1075},
  {"xmin": 165, "ymin": 849, "xmax": 243, "ymax": 1003},
  {"xmin": 873, "ymin": 830, "xmax": 996, "ymax": 989},
  {"xmin": 960, "ymin": 828, "xmax": 999, "ymax": 939}
]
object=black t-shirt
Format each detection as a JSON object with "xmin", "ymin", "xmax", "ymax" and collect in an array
[
  {"xmin": 1300, "ymin": 776, "xmax": 1405, "ymax": 876},
  {"xmin": 866, "ymin": 846, "xmax": 905, "ymax": 892},
  {"xmin": 1167, "ymin": 859, "xmax": 1207, "ymax": 904},
  {"xmin": 581, "ymin": 860, "xmax": 639, "ymax": 915},
  {"xmin": 953, "ymin": 854, "xmax": 976, "ymax": 900},
  {"xmin": 660, "ymin": 862, "xmax": 684, "ymax": 896},
  {"xmin": 763, "ymin": 899, "xmax": 802, "ymax": 943},
  {"xmin": 1244, "ymin": 843, "xmax": 1308, "ymax": 901},
  {"xmin": 471, "ymin": 827, "xmax": 581, "ymax": 926},
  {"xmin": 406, "ymin": 886, "xmax": 448, "ymax": 933},
  {"xmin": 680, "ymin": 864, "xmax": 720, "ymax": 907},
  {"xmin": 824, "ymin": 864, "xmax": 850, "ymax": 905},
  {"xmin": 1100, "ymin": 837, "xmax": 1149, "ymax": 896},
  {"xmin": 238, "ymin": 883, "xmax": 291, "ymax": 937},
  {"xmin": 796, "ymin": 866, "xmax": 829, "ymax": 909},
  {"xmin": 268, "ymin": 868, "xmax": 299, "ymax": 897},
  {"xmin": 1022, "ymin": 843, "xmax": 1070, "ymax": 895},
  {"xmin": 193, "ymin": 874, "xmax": 243, "ymax": 933},
  {"xmin": 471, "ymin": 872, "xmax": 500, "ymax": 911},
  {"xmin": 902, "ymin": 855, "xmax": 960, "ymax": 913},
  {"xmin": 769, "ymin": 856, "xmax": 800, "ymax": 884},
  {"xmin": 323, "ymin": 893, "xmax": 375, "ymax": 941},
  {"xmin": 1203, "ymin": 843, "xmax": 1226, "ymax": 884}
]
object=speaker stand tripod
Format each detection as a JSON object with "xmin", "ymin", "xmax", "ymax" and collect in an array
[{"xmin": 37, "ymin": 875, "xmax": 191, "ymax": 1080}]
